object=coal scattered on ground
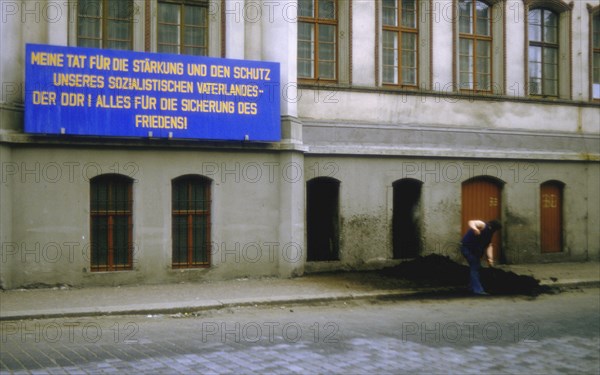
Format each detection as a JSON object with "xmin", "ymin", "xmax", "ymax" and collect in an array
[{"xmin": 379, "ymin": 254, "xmax": 551, "ymax": 296}]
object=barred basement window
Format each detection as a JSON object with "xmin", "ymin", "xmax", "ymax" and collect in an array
[
  {"xmin": 77, "ymin": 0, "xmax": 133, "ymax": 50},
  {"xmin": 172, "ymin": 175, "xmax": 211, "ymax": 268},
  {"xmin": 382, "ymin": 0, "xmax": 418, "ymax": 87},
  {"xmin": 90, "ymin": 174, "xmax": 133, "ymax": 271},
  {"xmin": 298, "ymin": 0, "xmax": 338, "ymax": 81},
  {"xmin": 158, "ymin": 0, "xmax": 209, "ymax": 56}
]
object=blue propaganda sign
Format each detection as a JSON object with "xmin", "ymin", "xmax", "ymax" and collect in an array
[{"xmin": 25, "ymin": 44, "xmax": 281, "ymax": 141}]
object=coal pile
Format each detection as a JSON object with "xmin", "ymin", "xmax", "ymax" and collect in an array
[{"xmin": 380, "ymin": 254, "xmax": 550, "ymax": 296}]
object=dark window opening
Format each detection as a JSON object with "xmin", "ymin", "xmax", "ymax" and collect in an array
[
  {"xmin": 307, "ymin": 177, "xmax": 340, "ymax": 261},
  {"xmin": 392, "ymin": 178, "xmax": 422, "ymax": 259}
]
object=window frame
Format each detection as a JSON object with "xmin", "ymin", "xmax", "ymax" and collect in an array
[
  {"xmin": 524, "ymin": 0, "xmax": 572, "ymax": 100},
  {"xmin": 457, "ymin": 0, "xmax": 493, "ymax": 93},
  {"xmin": 171, "ymin": 175, "xmax": 212, "ymax": 269},
  {"xmin": 90, "ymin": 174, "xmax": 134, "ymax": 272},
  {"xmin": 157, "ymin": 0, "xmax": 209, "ymax": 56},
  {"xmin": 527, "ymin": 7, "xmax": 559, "ymax": 97},
  {"xmin": 76, "ymin": 0, "xmax": 134, "ymax": 50},
  {"xmin": 381, "ymin": 0, "xmax": 420, "ymax": 88},
  {"xmin": 298, "ymin": 0, "xmax": 339, "ymax": 82},
  {"xmin": 590, "ymin": 8, "xmax": 600, "ymax": 102}
]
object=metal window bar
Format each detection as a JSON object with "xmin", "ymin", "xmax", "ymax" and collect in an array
[
  {"xmin": 172, "ymin": 177, "xmax": 211, "ymax": 268},
  {"xmin": 90, "ymin": 175, "xmax": 133, "ymax": 271}
]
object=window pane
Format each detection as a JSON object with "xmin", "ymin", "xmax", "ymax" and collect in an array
[
  {"xmin": 543, "ymin": 47, "xmax": 558, "ymax": 95},
  {"xmin": 459, "ymin": 0, "xmax": 472, "ymax": 34},
  {"xmin": 475, "ymin": 1, "xmax": 490, "ymax": 36},
  {"xmin": 172, "ymin": 215, "xmax": 188, "ymax": 264},
  {"xmin": 299, "ymin": 0, "xmax": 314, "ymax": 17},
  {"xmin": 91, "ymin": 216, "xmax": 108, "ymax": 267},
  {"xmin": 78, "ymin": 0, "xmax": 101, "ymax": 17},
  {"xmin": 543, "ymin": 10, "xmax": 558, "ymax": 44},
  {"xmin": 158, "ymin": 24, "xmax": 179, "ymax": 45},
  {"xmin": 319, "ymin": 0, "xmax": 335, "ymax": 19},
  {"xmin": 192, "ymin": 215, "xmax": 209, "ymax": 263},
  {"xmin": 298, "ymin": 22, "xmax": 315, "ymax": 78},
  {"xmin": 318, "ymin": 61, "xmax": 335, "ymax": 79},
  {"xmin": 78, "ymin": 0, "xmax": 101, "ymax": 47},
  {"xmin": 318, "ymin": 24, "xmax": 336, "ymax": 78},
  {"xmin": 107, "ymin": 19, "xmax": 130, "ymax": 41},
  {"xmin": 401, "ymin": 0, "xmax": 416, "ymax": 28},
  {"xmin": 107, "ymin": 0, "xmax": 130, "ymax": 19},
  {"xmin": 401, "ymin": 32, "xmax": 417, "ymax": 84},
  {"xmin": 459, "ymin": 39, "xmax": 473, "ymax": 89},
  {"xmin": 383, "ymin": 31, "xmax": 398, "ymax": 84},
  {"xmin": 158, "ymin": 2, "xmax": 179, "ymax": 24},
  {"xmin": 113, "ymin": 215, "xmax": 130, "ymax": 266},
  {"xmin": 383, "ymin": 0, "xmax": 397, "ymax": 26},
  {"xmin": 594, "ymin": 14, "xmax": 600, "ymax": 49},
  {"xmin": 190, "ymin": 182, "xmax": 208, "ymax": 211},
  {"xmin": 184, "ymin": 27, "xmax": 205, "ymax": 47},
  {"xmin": 529, "ymin": 46, "xmax": 542, "ymax": 94},
  {"xmin": 528, "ymin": 9, "xmax": 542, "ymax": 42},
  {"xmin": 185, "ymin": 5, "xmax": 206, "ymax": 26},
  {"xmin": 594, "ymin": 52, "xmax": 600, "ymax": 84},
  {"xmin": 543, "ymin": 77, "xmax": 557, "ymax": 96},
  {"xmin": 78, "ymin": 17, "xmax": 101, "ymax": 39}
]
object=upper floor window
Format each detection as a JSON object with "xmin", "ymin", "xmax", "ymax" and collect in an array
[
  {"xmin": 77, "ymin": 0, "xmax": 133, "ymax": 50},
  {"xmin": 592, "ymin": 11, "xmax": 600, "ymax": 101},
  {"xmin": 157, "ymin": 0, "xmax": 209, "ymax": 56},
  {"xmin": 458, "ymin": 0, "xmax": 492, "ymax": 92},
  {"xmin": 298, "ymin": 0, "xmax": 338, "ymax": 81},
  {"xmin": 528, "ymin": 8, "xmax": 559, "ymax": 97},
  {"xmin": 90, "ymin": 174, "xmax": 134, "ymax": 271},
  {"xmin": 382, "ymin": 0, "xmax": 418, "ymax": 87}
]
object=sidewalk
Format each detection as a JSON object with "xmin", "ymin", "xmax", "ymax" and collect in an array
[{"xmin": 1, "ymin": 261, "xmax": 598, "ymax": 321}]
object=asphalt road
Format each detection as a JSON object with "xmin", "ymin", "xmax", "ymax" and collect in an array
[{"xmin": 1, "ymin": 287, "xmax": 599, "ymax": 374}]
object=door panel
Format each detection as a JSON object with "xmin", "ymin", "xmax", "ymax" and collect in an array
[
  {"xmin": 540, "ymin": 182, "xmax": 563, "ymax": 253},
  {"xmin": 462, "ymin": 178, "xmax": 502, "ymax": 261}
]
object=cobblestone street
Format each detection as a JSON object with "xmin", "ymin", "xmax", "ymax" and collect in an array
[{"xmin": 1, "ymin": 287, "xmax": 599, "ymax": 374}]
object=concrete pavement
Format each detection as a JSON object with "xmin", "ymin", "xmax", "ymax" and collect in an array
[{"xmin": 1, "ymin": 261, "xmax": 598, "ymax": 321}]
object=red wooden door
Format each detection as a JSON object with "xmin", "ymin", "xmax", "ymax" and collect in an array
[
  {"xmin": 540, "ymin": 182, "xmax": 563, "ymax": 253},
  {"xmin": 462, "ymin": 178, "xmax": 502, "ymax": 261}
]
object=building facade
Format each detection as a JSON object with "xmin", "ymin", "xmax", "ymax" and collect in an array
[{"xmin": 1, "ymin": 0, "xmax": 599, "ymax": 289}]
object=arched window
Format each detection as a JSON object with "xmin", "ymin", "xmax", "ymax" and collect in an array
[
  {"xmin": 172, "ymin": 175, "xmax": 212, "ymax": 268},
  {"xmin": 90, "ymin": 174, "xmax": 133, "ymax": 271}
]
